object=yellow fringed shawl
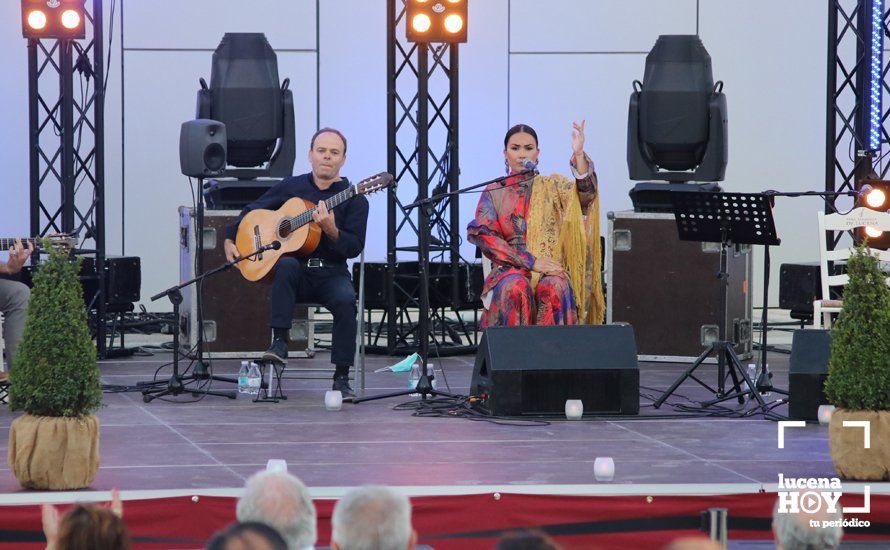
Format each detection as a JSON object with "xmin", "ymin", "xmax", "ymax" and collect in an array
[{"xmin": 526, "ymin": 174, "xmax": 605, "ymax": 324}]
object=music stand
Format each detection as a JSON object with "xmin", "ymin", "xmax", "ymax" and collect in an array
[{"xmin": 653, "ymin": 191, "xmax": 780, "ymax": 411}]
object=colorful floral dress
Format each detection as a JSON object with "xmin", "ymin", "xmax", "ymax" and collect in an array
[{"xmin": 467, "ymin": 158, "xmax": 597, "ymax": 327}]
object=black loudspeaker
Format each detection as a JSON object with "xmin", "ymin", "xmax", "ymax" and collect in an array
[
  {"xmin": 788, "ymin": 329, "xmax": 832, "ymax": 421},
  {"xmin": 471, "ymin": 325, "xmax": 640, "ymax": 416},
  {"xmin": 354, "ymin": 261, "xmax": 483, "ymax": 309},
  {"xmin": 779, "ymin": 263, "xmax": 822, "ymax": 319},
  {"xmin": 179, "ymin": 119, "xmax": 227, "ymax": 178},
  {"xmin": 80, "ymin": 256, "xmax": 141, "ymax": 308}
]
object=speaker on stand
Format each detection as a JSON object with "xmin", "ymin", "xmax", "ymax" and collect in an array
[{"xmin": 178, "ymin": 119, "xmax": 230, "ymax": 381}]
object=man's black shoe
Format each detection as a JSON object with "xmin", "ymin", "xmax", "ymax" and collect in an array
[
  {"xmin": 263, "ymin": 338, "xmax": 288, "ymax": 364},
  {"xmin": 332, "ymin": 375, "xmax": 356, "ymax": 402}
]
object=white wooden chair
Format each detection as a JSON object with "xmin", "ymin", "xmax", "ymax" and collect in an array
[{"xmin": 814, "ymin": 208, "xmax": 890, "ymax": 328}]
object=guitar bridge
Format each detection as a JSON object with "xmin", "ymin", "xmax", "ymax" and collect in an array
[{"xmin": 253, "ymin": 226, "xmax": 263, "ymax": 261}]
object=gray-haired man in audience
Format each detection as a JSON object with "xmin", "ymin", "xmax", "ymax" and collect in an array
[
  {"xmin": 236, "ymin": 470, "xmax": 317, "ymax": 550},
  {"xmin": 772, "ymin": 498, "xmax": 843, "ymax": 550},
  {"xmin": 331, "ymin": 486, "xmax": 417, "ymax": 550}
]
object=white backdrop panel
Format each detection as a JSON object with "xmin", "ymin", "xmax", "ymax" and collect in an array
[
  {"xmin": 508, "ymin": 54, "xmax": 645, "ymax": 226},
  {"xmin": 124, "ymin": 50, "xmax": 317, "ymax": 306},
  {"xmin": 456, "ymin": 0, "xmax": 511, "ymax": 263},
  {"xmin": 700, "ymin": 0, "xmax": 827, "ymax": 303},
  {"xmin": 123, "ymin": 0, "xmax": 317, "ymax": 51},
  {"xmin": 318, "ymin": 0, "xmax": 388, "ymax": 263},
  {"xmin": 0, "ymin": 8, "xmax": 51, "ymax": 241},
  {"xmin": 510, "ymin": 0, "xmax": 697, "ymax": 53}
]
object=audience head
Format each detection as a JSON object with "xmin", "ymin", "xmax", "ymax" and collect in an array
[
  {"xmin": 206, "ymin": 521, "xmax": 288, "ymax": 550},
  {"xmin": 331, "ymin": 486, "xmax": 416, "ymax": 550},
  {"xmin": 772, "ymin": 498, "xmax": 843, "ymax": 550},
  {"xmin": 495, "ymin": 529, "xmax": 562, "ymax": 550},
  {"xmin": 55, "ymin": 504, "xmax": 131, "ymax": 550},
  {"xmin": 236, "ymin": 470, "xmax": 317, "ymax": 550}
]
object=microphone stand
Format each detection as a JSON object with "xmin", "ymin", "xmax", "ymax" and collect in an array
[
  {"xmin": 404, "ymin": 166, "xmax": 537, "ymax": 210},
  {"xmin": 747, "ymin": 187, "xmax": 865, "ymax": 399},
  {"xmin": 138, "ymin": 243, "xmax": 281, "ymax": 402},
  {"xmin": 354, "ymin": 168, "xmax": 536, "ymax": 404}
]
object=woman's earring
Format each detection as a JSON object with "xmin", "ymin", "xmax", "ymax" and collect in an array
[{"xmin": 504, "ymin": 159, "xmax": 511, "ymax": 174}]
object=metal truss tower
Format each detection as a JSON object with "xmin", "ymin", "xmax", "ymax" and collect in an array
[
  {"xmin": 27, "ymin": 0, "xmax": 108, "ymax": 356},
  {"xmin": 378, "ymin": 0, "xmax": 478, "ymax": 355},
  {"xmin": 825, "ymin": 0, "xmax": 887, "ymax": 217}
]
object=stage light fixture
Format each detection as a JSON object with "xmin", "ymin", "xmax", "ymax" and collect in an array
[
  {"xmin": 865, "ymin": 226, "xmax": 883, "ymax": 239},
  {"xmin": 627, "ymin": 35, "xmax": 727, "ymax": 184},
  {"xmin": 855, "ymin": 180, "xmax": 890, "ymax": 248},
  {"xmin": 27, "ymin": 9, "xmax": 47, "ymax": 30},
  {"xmin": 857, "ymin": 179, "xmax": 890, "ymax": 210},
  {"xmin": 21, "ymin": 0, "xmax": 85, "ymax": 40},
  {"xmin": 865, "ymin": 187, "xmax": 886, "ymax": 209},
  {"xmin": 406, "ymin": 0, "xmax": 468, "ymax": 43},
  {"xmin": 60, "ymin": 9, "xmax": 81, "ymax": 30},
  {"xmin": 412, "ymin": 14, "xmax": 432, "ymax": 34},
  {"xmin": 444, "ymin": 14, "xmax": 463, "ymax": 34}
]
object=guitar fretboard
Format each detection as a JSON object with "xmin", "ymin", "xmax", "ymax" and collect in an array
[
  {"xmin": 282, "ymin": 186, "xmax": 358, "ymax": 232},
  {"xmin": 0, "ymin": 238, "xmax": 40, "ymax": 250}
]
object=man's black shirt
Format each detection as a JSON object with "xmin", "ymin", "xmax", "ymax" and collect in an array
[{"xmin": 225, "ymin": 172, "xmax": 369, "ymax": 265}]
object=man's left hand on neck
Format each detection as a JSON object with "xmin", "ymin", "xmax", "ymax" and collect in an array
[{"xmin": 312, "ymin": 200, "xmax": 340, "ymax": 241}]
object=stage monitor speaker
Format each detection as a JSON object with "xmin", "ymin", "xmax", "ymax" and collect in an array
[
  {"xmin": 788, "ymin": 329, "xmax": 831, "ymax": 421},
  {"xmin": 180, "ymin": 119, "xmax": 227, "ymax": 178},
  {"xmin": 471, "ymin": 325, "xmax": 640, "ymax": 416}
]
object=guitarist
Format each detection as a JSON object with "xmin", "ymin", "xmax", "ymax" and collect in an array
[
  {"xmin": 223, "ymin": 128, "xmax": 368, "ymax": 401},
  {"xmin": 1, "ymin": 239, "xmax": 33, "ymax": 379}
]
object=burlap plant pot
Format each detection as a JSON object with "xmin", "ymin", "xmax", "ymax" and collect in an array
[
  {"xmin": 829, "ymin": 409, "xmax": 890, "ymax": 481},
  {"xmin": 8, "ymin": 414, "xmax": 100, "ymax": 490}
]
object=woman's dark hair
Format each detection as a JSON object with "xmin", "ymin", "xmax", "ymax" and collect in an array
[
  {"xmin": 504, "ymin": 124, "xmax": 539, "ymax": 148},
  {"xmin": 55, "ymin": 504, "xmax": 131, "ymax": 550},
  {"xmin": 206, "ymin": 521, "xmax": 288, "ymax": 550}
]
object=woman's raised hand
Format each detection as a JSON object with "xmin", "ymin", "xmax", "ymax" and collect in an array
[{"xmin": 571, "ymin": 119, "xmax": 586, "ymax": 157}]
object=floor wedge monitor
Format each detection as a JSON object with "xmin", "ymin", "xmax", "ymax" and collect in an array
[{"xmin": 471, "ymin": 324, "xmax": 640, "ymax": 416}]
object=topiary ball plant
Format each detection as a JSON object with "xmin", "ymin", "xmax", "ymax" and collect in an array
[
  {"xmin": 824, "ymin": 242, "xmax": 890, "ymax": 411},
  {"xmin": 9, "ymin": 241, "xmax": 102, "ymax": 417}
]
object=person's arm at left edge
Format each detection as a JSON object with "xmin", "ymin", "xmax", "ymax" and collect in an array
[
  {"xmin": 0, "ymin": 239, "xmax": 33, "ymax": 275},
  {"xmin": 319, "ymin": 195, "xmax": 369, "ymax": 259}
]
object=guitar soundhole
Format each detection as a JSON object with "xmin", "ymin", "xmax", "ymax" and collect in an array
[{"xmin": 278, "ymin": 221, "xmax": 293, "ymax": 240}]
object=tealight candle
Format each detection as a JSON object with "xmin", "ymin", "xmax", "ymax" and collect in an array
[
  {"xmin": 594, "ymin": 457, "xmax": 615, "ymax": 482},
  {"xmin": 817, "ymin": 404, "xmax": 836, "ymax": 426},
  {"xmin": 565, "ymin": 399, "xmax": 584, "ymax": 420},
  {"xmin": 325, "ymin": 390, "xmax": 343, "ymax": 411}
]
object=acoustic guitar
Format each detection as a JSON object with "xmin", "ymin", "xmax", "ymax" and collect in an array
[{"xmin": 234, "ymin": 172, "xmax": 394, "ymax": 281}]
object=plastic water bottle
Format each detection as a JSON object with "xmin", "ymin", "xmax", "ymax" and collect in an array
[
  {"xmin": 408, "ymin": 362, "xmax": 421, "ymax": 396},
  {"xmin": 247, "ymin": 362, "xmax": 262, "ymax": 395},
  {"xmin": 238, "ymin": 361, "xmax": 250, "ymax": 394},
  {"xmin": 746, "ymin": 364, "xmax": 757, "ymax": 399}
]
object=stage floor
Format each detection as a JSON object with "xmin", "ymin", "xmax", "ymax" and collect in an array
[{"xmin": 0, "ymin": 348, "xmax": 839, "ymax": 495}]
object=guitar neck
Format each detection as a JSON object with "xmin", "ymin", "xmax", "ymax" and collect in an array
[
  {"xmin": 0, "ymin": 238, "xmax": 40, "ymax": 250},
  {"xmin": 288, "ymin": 186, "xmax": 357, "ymax": 230}
]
